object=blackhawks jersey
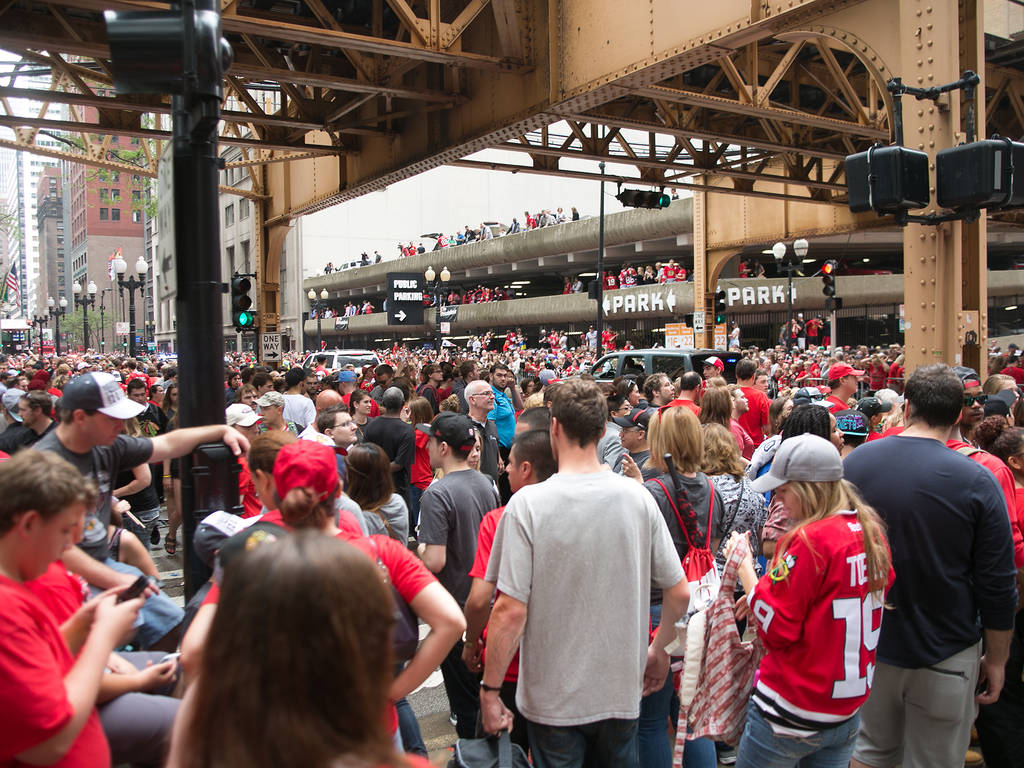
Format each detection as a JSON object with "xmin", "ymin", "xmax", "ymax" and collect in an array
[{"xmin": 748, "ymin": 510, "xmax": 895, "ymax": 736}]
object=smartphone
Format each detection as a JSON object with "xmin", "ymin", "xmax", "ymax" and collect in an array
[
  {"xmin": 159, "ymin": 651, "xmax": 181, "ymax": 665},
  {"xmin": 117, "ymin": 575, "xmax": 151, "ymax": 603}
]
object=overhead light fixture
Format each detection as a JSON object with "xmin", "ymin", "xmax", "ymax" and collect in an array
[
  {"xmin": 801, "ymin": 259, "xmax": 815, "ymax": 264},
  {"xmin": 1005, "ymin": 305, "xmax": 1018, "ymax": 311},
  {"xmin": 577, "ymin": 272, "xmax": 596, "ymax": 278},
  {"xmin": 862, "ymin": 258, "xmax": 870, "ymax": 262}
]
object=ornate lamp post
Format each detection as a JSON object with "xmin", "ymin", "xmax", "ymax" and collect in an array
[
  {"xmin": 772, "ymin": 239, "xmax": 808, "ymax": 347},
  {"xmin": 32, "ymin": 313, "xmax": 49, "ymax": 356},
  {"xmin": 424, "ymin": 265, "xmax": 451, "ymax": 352},
  {"xmin": 307, "ymin": 287, "xmax": 329, "ymax": 352},
  {"xmin": 114, "ymin": 255, "xmax": 149, "ymax": 357},
  {"xmin": 47, "ymin": 296, "xmax": 67, "ymax": 355},
  {"xmin": 72, "ymin": 280, "xmax": 97, "ymax": 352}
]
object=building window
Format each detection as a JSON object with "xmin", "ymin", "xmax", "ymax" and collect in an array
[
  {"xmin": 111, "ymin": 172, "xmax": 120, "ymax": 182},
  {"xmin": 111, "ymin": 189, "xmax": 121, "ymax": 202},
  {"xmin": 241, "ymin": 240, "xmax": 250, "ymax": 272},
  {"xmin": 99, "ymin": 189, "xmax": 109, "ymax": 202},
  {"xmin": 112, "ymin": 209, "xmax": 121, "ymax": 221},
  {"xmin": 132, "ymin": 210, "xmax": 141, "ymax": 223},
  {"xmin": 239, "ymin": 198, "xmax": 249, "ymax": 219},
  {"xmin": 100, "ymin": 208, "xmax": 109, "ymax": 220},
  {"xmin": 226, "ymin": 245, "xmax": 235, "ymax": 270},
  {"xmin": 224, "ymin": 204, "xmax": 234, "ymax": 227},
  {"xmin": 132, "ymin": 190, "xmax": 141, "ymax": 202}
]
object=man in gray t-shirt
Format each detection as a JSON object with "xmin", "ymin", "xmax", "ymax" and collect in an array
[
  {"xmin": 416, "ymin": 412, "xmax": 499, "ymax": 739},
  {"xmin": 480, "ymin": 379, "xmax": 688, "ymax": 768}
]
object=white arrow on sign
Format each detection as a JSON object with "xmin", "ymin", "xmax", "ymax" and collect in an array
[{"xmin": 395, "ymin": 309, "xmax": 407, "ymax": 322}]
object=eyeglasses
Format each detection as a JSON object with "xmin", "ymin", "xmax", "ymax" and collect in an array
[
  {"xmin": 470, "ymin": 392, "xmax": 494, "ymax": 398},
  {"xmin": 963, "ymin": 394, "xmax": 989, "ymax": 406}
]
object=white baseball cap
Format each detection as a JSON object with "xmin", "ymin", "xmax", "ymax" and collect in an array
[{"xmin": 750, "ymin": 434, "xmax": 844, "ymax": 493}]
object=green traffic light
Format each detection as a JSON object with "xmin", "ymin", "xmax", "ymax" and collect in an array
[
  {"xmin": 657, "ymin": 194, "xmax": 671, "ymax": 208},
  {"xmin": 234, "ymin": 311, "xmax": 255, "ymax": 328}
]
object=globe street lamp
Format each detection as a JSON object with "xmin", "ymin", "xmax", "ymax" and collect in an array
[
  {"xmin": 772, "ymin": 239, "xmax": 808, "ymax": 348},
  {"xmin": 48, "ymin": 296, "xmax": 67, "ymax": 355},
  {"xmin": 32, "ymin": 313, "xmax": 49, "ymax": 357},
  {"xmin": 72, "ymin": 280, "xmax": 97, "ymax": 352},
  {"xmin": 115, "ymin": 255, "xmax": 149, "ymax": 357},
  {"xmin": 424, "ymin": 265, "xmax": 451, "ymax": 352},
  {"xmin": 307, "ymin": 287, "xmax": 329, "ymax": 352}
]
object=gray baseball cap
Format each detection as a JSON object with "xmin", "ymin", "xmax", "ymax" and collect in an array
[{"xmin": 750, "ymin": 433, "xmax": 844, "ymax": 493}]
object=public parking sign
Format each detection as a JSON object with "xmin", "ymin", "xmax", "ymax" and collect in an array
[{"xmin": 387, "ymin": 272, "xmax": 425, "ymax": 326}]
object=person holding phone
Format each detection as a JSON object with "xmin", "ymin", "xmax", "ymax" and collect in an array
[{"xmin": 0, "ymin": 450, "xmax": 144, "ymax": 766}]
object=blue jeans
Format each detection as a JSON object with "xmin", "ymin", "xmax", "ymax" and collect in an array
[
  {"xmin": 409, "ymin": 485, "xmax": 424, "ymax": 535},
  {"xmin": 100, "ymin": 559, "xmax": 184, "ymax": 649},
  {"xmin": 528, "ymin": 718, "xmax": 639, "ymax": 768},
  {"xmin": 639, "ymin": 604, "xmax": 716, "ymax": 768},
  {"xmin": 736, "ymin": 699, "xmax": 860, "ymax": 768}
]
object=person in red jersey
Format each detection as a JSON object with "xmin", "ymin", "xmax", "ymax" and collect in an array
[
  {"xmin": 0, "ymin": 450, "xmax": 143, "ymax": 768},
  {"xmin": 736, "ymin": 358, "xmax": 771, "ymax": 447},
  {"xmin": 728, "ymin": 434, "xmax": 894, "ymax": 768}
]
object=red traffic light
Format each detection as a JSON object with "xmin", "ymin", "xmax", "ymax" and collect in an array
[{"xmin": 822, "ymin": 262, "xmax": 835, "ymax": 275}]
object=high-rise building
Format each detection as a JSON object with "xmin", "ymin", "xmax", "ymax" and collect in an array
[{"xmin": 35, "ymin": 166, "xmax": 65, "ymax": 313}]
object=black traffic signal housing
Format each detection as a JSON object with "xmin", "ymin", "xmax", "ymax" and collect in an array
[
  {"xmin": 821, "ymin": 261, "xmax": 837, "ymax": 297},
  {"xmin": 104, "ymin": 6, "xmax": 233, "ymax": 98},
  {"xmin": 845, "ymin": 145, "xmax": 930, "ymax": 214},
  {"xmin": 714, "ymin": 288, "xmax": 727, "ymax": 324},
  {"xmin": 616, "ymin": 188, "xmax": 671, "ymax": 210},
  {"xmin": 230, "ymin": 275, "xmax": 255, "ymax": 330},
  {"xmin": 936, "ymin": 137, "xmax": 1024, "ymax": 211}
]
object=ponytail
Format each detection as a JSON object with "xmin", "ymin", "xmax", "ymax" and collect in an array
[{"xmin": 280, "ymin": 486, "xmax": 332, "ymax": 530}]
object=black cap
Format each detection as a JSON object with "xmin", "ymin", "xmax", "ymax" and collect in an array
[
  {"xmin": 612, "ymin": 407, "xmax": 651, "ymax": 430},
  {"xmin": 415, "ymin": 412, "xmax": 477, "ymax": 451},
  {"xmin": 855, "ymin": 397, "xmax": 892, "ymax": 418}
]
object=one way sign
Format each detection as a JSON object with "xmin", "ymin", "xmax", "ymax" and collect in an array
[{"xmin": 387, "ymin": 272, "xmax": 424, "ymax": 326}]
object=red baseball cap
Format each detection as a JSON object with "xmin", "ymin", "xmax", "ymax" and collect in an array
[
  {"xmin": 827, "ymin": 363, "xmax": 865, "ymax": 381},
  {"xmin": 703, "ymin": 356, "xmax": 725, "ymax": 372},
  {"xmin": 273, "ymin": 440, "xmax": 339, "ymax": 501}
]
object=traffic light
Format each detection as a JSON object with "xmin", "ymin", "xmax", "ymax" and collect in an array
[
  {"xmin": 714, "ymin": 288, "xmax": 727, "ymax": 324},
  {"xmin": 616, "ymin": 188, "xmax": 671, "ymax": 209},
  {"xmin": 821, "ymin": 261, "xmax": 837, "ymax": 297},
  {"xmin": 845, "ymin": 145, "xmax": 930, "ymax": 214},
  {"xmin": 936, "ymin": 137, "xmax": 1024, "ymax": 210},
  {"xmin": 104, "ymin": 7, "xmax": 233, "ymax": 98},
  {"xmin": 231, "ymin": 275, "xmax": 255, "ymax": 330}
]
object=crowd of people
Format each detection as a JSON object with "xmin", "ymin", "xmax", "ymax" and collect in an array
[{"xmin": 0, "ymin": 335, "xmax": 1023, "ymax": 768}]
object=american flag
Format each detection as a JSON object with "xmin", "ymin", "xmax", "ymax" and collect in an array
[{"xmin": 1, "ymin": 261, "xmax": 19, "ymax": 307}]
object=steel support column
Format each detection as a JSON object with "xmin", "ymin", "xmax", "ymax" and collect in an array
[{"xmin": 898, "ymin": 0, "xmax": 986, "ymax": 373}]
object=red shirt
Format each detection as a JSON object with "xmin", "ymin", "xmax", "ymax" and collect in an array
[
  {"xmin": 342, "ymin": 392, "xmax": 380, "ymax": 419},
  {"xmin": 0, "ymin": 574, "xmax": 110, "ymax": 768},
  {"xmin": 411, "ymin": 430, "xmax": 433, "ymax": 490},
  {"xmin": 730, "ymin": 419, "xmax": 755, "ymax": 461},
  {"xmin": 737, "ymin": 386, "xmax": 771, "ymax": 447},
  {"xmin": 750, "ymin": 511, "xmax": 895, "ymax": 726},
  {"xmin": 825, "ymin": 395, "xmax": 848, "ymax": 412},
  {"xmin": 663, "ymin": 398, "xmax": 700, "ymax": 416},
  {"xmin": 1002, "ymin": 365, "xmax": 1024, "ymax": 386},
  {"xmin": 238, "ymin": 456, "xmax": 262, "ymax": 518},
  {"xmin": 468, "ymin": 507, "xmax": 519, "ymax": 682}
]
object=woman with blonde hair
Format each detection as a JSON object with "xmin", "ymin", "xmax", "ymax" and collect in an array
[
  {"xmin": 727, "ymin": 434, "xmax": 894, "ymax": 767},
  {"xmin": 702, "ymin": 422, "xmax": 767, "ymax": 571},
  {"xmin": 632, "ymin": 405, "xmax": 724, "ymax": 768}
]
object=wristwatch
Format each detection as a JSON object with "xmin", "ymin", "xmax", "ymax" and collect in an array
[{"xmin": 480, "ymin": 681, "xmax": 502, "ymax": 693}]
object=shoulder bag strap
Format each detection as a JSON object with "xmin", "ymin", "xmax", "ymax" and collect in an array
[
  {"xmin": 650, "ymin": 477, "xmax": 695, "ymax": 548},
  {"xmin": 703, "ymin": 476, "xmax": 715, "ymax": 549},
  {"xmin": 366, "ymin": 503, "xmax": 396, "ymax": 540}
]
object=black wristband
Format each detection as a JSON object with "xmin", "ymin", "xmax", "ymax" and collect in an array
[{"xmin": 480, "ymin": 681, "xmax": 502, "ymax": 693}]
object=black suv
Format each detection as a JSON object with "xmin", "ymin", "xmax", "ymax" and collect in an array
[{"xmin": 588, "ymin": 349, "xmax": 741, "ymax": 384}]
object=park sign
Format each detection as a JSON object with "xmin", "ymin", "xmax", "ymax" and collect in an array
[{"xmin": 387, "ymin": 272, "xmax": 425, "ymax": 326}]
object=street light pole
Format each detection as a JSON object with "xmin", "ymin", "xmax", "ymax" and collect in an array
[
  {"xmin": 772, "ymin": 239, "xmax": 809, "ymax": 350},
  {"xmin": 115, "ymin": 255, "xmax": 149, "ymax": 357},
  {"xmin": 99, "ymin": 289, "xmax": 110, "ymax": 353},
  {"xmin": 307, "ymin": 287, "xmax": 329, "ymax": 352},
  {"xmin": 33, "ymin": 314, "xmax": 48, "ymax": 356},
  {"xmin": 424, "ymin": 265, "xmax": 450, "ymax": 352},
  {"xmin": 72, "ymin": 280, "xmax": 97, "ymax": 352},
  {"xmin": 596, "ymin": 160, "xmax": 606, "ymax": 359},
  {"xmin": 48, "ymin": 296, "xmax": 67, "ymax": 355}
]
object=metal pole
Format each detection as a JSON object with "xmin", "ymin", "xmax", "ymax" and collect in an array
[
  {"xmin": 54, "ymin": 311, "xmax": 61, "ymax": 355},
  {"xmin": 127, "ymin": 283, "xmax": 137, "ymax": 357},
  {"xmin": 596, "ymin": 160, "xmax": 606, "ymax": 359},
  {"xmin": 435, "ymin": 283, "xmax": 442, "ymax": 352},
  {"xmin": 830, "ymin": 307, "xmax": 838, "ymax": 350},
  {"xmin": 787, "ymin": 263, "xmax": 794, "ymax": 348},
  {"xmin": 81, "ymin": 299, "xmax": 90, "ymax": 352},
  {"xmin": 316, "ymin": 303, "xmax": 322, "ymax": 352},
  {"xmin": 175, "ymin": 0, "xmax": 235, "ymax": 600},
  {"xmin": 100, "ymin": 302, "xmax": 105, "ymax": 353}
]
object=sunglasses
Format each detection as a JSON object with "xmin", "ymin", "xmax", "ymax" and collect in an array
[{"xmin": 963, "ymin": 394, "xmax": 989, "ymax": 406}]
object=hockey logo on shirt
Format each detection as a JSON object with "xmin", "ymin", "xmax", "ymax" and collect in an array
[{"xmin": 768, "ymin": 553, "xmax": 797, "ymax": 583}]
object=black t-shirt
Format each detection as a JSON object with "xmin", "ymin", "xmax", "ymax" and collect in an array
[
  {"xmin": 362, "ymin": 416, "xmax": 415, "ymax": 501},
  {"xmin": 35, "ymin": 431, "xmax": 153, "ymax": 561},
  {"xmin": 470, "ymin": 417, "xmax": 500, "ymax": 482},
  {"xmin": 0, "ymin": 423, "xmax": 33, "ymax": 454}
]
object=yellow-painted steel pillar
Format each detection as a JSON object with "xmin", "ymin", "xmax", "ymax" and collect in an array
[{"xmin": 899, "ymin": 0, "xmax": 987, "ymax": 373}]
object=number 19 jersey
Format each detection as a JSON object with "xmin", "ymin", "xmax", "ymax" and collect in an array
[{"xmin": 748, "ymin": 510, "xmax": 895, "ymax": 736}]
